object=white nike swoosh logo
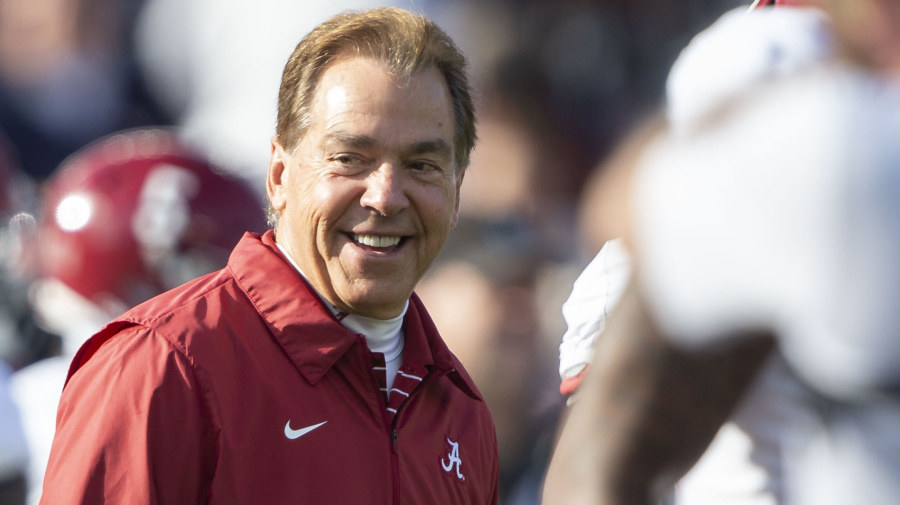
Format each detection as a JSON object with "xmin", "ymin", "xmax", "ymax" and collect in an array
[{"xmin": 284, "ymin": 420, "xmax": 327, "ymax": 440}]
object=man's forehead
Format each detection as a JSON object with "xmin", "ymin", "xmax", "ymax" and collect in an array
[
  {"xmin": 323, "ymin": 85, "xmax": 350, "ymax": 116},
  {"xmin": 314, "ymin": 57, "xmax": 449, "ymax": 103}
]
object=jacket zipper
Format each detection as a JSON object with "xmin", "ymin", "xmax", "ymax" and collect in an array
[
  {"xmin": 388, "ymin": 369, "xmax": 448, "ymax": 505},
  {"xmin": 391, "ymin": 427, "xmax": 400, "ymax": 505}
]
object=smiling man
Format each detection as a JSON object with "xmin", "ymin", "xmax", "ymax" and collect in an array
[
  {"xmin": 268, "ymin": 56, "xmax": 461, "ymax": 320},
  {"xmin": 40, "ymin": 8, "xmax": 499, "ymax": 505}
]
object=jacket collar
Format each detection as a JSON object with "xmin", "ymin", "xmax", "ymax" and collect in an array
[
  {"xmin": 403, "ymin": 292, "xmax": 483, "ymax": 401},
  {"xmin": 229, "ymin": 231, "xmax": 482, "ymax": 401}
]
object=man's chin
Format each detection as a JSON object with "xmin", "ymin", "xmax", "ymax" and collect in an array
[{"xmin": 340, "ymin": 289, "xmax": 412, "ymax": 319}]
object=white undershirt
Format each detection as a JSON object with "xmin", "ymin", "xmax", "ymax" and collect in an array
[{"xmin": 275, "ymin": 243, "xmax": 406, "ymax": 390}]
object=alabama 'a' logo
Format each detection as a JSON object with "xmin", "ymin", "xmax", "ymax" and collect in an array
[{"xmin": 441, "ymin": 437, "xmax": 465, "ymax": 481}]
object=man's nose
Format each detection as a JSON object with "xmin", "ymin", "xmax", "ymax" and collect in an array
[{"xmin": 359, "ymin": 163, "xmax": 410, "ymax": 217}]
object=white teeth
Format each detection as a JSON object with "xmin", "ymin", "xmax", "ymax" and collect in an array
[{"xmin": 352, "ymin": 234, "xmax": 401, "ymax": 248}]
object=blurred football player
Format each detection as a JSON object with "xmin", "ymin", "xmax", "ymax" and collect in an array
[
  {"xmin": 543, "ymin": 0, "xmax": 900, "ymax": 503},
  {"xmin": 10, "ymin": 128, "xmax": 266, "ymax": 505},
  {"xmin": 553, "ymin": 2, "xmax": 835, "ymax": 504}
]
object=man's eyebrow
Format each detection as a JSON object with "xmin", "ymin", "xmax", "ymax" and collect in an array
[
  {"xmin": 322, "ymin": 132, "xmax": 452, "ymax": 159},
  {"xmin": 405, "ymin": 139, "xmax": 452, "ymax": 159},
  {"xmin": 322, "ymin": 132, "xmax": 377, "ymax": 149}
]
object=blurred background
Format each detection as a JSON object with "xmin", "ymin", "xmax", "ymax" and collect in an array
[{"xmin": 0, "ymin": 0, "xmax": 749, "ymax": 503}]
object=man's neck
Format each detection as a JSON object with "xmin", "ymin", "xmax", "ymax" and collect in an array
[{"xmin": 273, "ymin": 241, "xmax": 407, "ymax": 349}]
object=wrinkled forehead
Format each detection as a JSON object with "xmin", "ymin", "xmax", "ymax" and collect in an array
[{"xmin": 308, "ymin": 58, "xmax": 453, "ymax": 130}]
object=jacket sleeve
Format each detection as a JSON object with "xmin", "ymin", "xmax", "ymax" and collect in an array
[{"xmin": 40, "ymin": 326, "xmax": 215, "ymax": 505}]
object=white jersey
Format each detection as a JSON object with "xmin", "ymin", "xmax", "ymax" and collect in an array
[
  {"xmin": 636, "ymin": 66, "xmax": 900, "ymax": 397},
  {"xmin": 633, "ymin": 64, "xmax": 900, "ymax": 505},
  {"xmin": 9, "ymin": 356, "xmax": 69, "ymax": 505}
]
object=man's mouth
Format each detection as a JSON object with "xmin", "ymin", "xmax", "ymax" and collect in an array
[{"xmin": 349, "ymin": 233, "xmax": 403, "ymax": 249}]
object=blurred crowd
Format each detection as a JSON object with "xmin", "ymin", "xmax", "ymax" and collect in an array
[{"xmin": 0, "ymin": 0, "xmax": 749, "ymax": 504}]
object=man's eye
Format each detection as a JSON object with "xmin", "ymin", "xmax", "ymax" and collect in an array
[
  {"xmin": 329, "ymin": 154, "xmax": 370, "ymax": 175},
  {"xmin": 410, "ymin": 161, "xmax": 437, "ymax": 172}
]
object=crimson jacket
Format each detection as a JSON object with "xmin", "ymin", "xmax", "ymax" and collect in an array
[{"xmin": 41, "ymin": 231, "xmax": 499, "ymax": 505}]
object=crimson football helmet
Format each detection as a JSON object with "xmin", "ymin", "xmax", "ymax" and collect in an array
[{"xmin": 36, "ymin": 128, "xmax": 267, "ymax": 313}]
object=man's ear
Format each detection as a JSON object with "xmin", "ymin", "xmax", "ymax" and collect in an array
[
  {"xmin": 267, "ymin": 138, "xmax": 289, "ymax": 214},
  {"xmin": 450, "ymin": 169, "xmax": 465, "ymax": 229}
]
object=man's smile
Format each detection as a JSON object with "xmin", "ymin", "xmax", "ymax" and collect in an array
[{"xmin": 347, "ymin": 232, "xmax": 406, "ymax": 250}]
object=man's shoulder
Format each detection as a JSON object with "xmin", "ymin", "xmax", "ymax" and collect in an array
[
  {"xmin": 65, "ymin": 267, "xmax": 247, "ymax": 380},
  {"xmin": 123, "ymin": 267, "xmax": 239, "ymax": 330},
  {"xmin": 77, "ymin": 231, "xmax": 298, "ymax": 373},
  {"xmin": 123, "ymin": 231, "xmax": 279, "ymax": 331}
]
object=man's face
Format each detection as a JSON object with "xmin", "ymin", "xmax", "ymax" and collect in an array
[{"xmin": 267, "ymin": 57, "xmax": 463, "ymax": 319}]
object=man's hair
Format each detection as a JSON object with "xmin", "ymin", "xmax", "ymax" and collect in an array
[{"xmin": 276, "ymin": 7, "xmax": 476, "ymax": 169}]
